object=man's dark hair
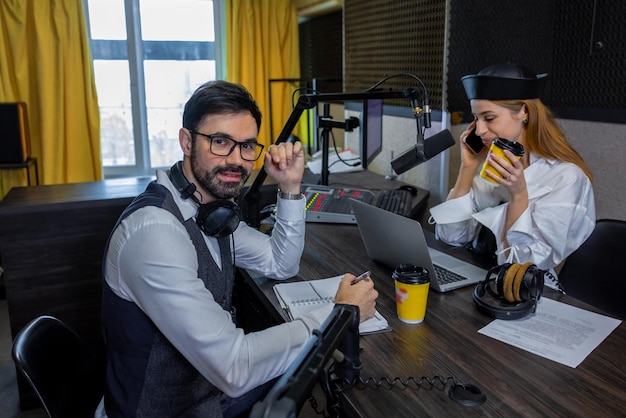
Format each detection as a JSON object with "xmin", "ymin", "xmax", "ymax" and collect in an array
[{"xmin": 182, "ymin": 80, "xmax": 262, "ymax": 132}]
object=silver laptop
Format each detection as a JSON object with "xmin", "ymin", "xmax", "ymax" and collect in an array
[{"xmin": 349, "ymin": 198, "xmax": 488, "ymax": 292}]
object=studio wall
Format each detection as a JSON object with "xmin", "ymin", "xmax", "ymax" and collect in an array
[{"xmin": 300, "ymin": 0, "xmax": 625, "ymax": 221}]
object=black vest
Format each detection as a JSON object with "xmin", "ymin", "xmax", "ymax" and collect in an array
[{"xmin": 101, "ymin": 181, "xmax": 234, "ymax": 417}]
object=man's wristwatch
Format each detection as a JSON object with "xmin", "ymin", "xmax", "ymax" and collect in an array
[{"xmin": 277, "ymin": 188, "xmax": 303, "ymax": 200}]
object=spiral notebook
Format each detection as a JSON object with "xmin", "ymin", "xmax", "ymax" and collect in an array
[{"xmin": 273, "ymin": 275, "xmax": 390, "ymax": 334}]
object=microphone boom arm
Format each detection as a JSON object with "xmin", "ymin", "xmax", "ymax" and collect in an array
[{"xmin": 240, "ymin": 88, "xmax": 425, "ymax": 226}]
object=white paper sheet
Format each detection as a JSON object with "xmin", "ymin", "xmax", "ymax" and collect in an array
[{"xmin": 478, "ymin": 298, "xmax": 621, "ymax": 368}]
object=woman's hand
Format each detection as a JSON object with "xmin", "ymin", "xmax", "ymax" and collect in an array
[
  {"xmin": 460, "ymin": 122, "xmax": 488, "ymax": 171},
  {"xmin": 448, "ymin": 122, "xmax": 485, "ymax": 199},
  {"xmin": 484, "ymin": 149, "xmax": 527, "ymax": 196},
  {"xmin": 484, "ymin": 149, "xmax": 529, "ymax": 248}
]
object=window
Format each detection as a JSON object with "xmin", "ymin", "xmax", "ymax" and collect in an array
[{"xmin": 84, "ymin": 0, "xmax": 222, "ymax": 178}]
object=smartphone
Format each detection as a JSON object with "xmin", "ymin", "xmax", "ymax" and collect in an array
[{"xmin": 464, "ymin": 128, "xmax": 485, "ymax": 155}]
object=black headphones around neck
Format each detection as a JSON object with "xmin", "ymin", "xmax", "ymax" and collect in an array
[
  {"xmin": 169, "ymin": 161, "xmax": 241, "ymax": 237},
  {"xmin": 472, "ymin": 262, "xmax": 544, "ymax": 320}
]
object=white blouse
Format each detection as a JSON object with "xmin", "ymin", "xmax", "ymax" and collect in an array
[{"xmin": 429, "ymin": 153, "xmax": 596, "ymax": 270}]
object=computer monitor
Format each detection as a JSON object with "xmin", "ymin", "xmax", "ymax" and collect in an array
[
  {"xmin": 249, "ymin": 304, "xmax": 360, "ymax": 418},
  {"xmin": 360, "ymin": 99, "xmax": 383, "ymax": 170}
]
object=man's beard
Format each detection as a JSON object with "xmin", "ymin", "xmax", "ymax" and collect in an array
[{"xmin": 190, "ymin": 152, "xmax": 250, "ymax": 200}]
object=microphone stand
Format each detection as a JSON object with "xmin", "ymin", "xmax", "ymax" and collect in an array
[
  {"xmin": 249, "ymin": 304, "xmax": 360, "ymax": 418},
  {"xmin": 239, "ymin": 88, "xmax": 424, "ymax": 227},
  {"xmin": 318, "ymin": 103, "xmax": 360, "ymax": 186}
]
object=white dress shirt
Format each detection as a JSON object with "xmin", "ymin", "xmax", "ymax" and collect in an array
[{"xmin": 429, "ymin": 154, "xmax": 596, "ymax": 270}]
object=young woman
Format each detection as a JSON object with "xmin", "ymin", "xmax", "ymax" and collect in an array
[{"xmin": 430, "ymin": 62, "xmax": 595, "ymax": 270}]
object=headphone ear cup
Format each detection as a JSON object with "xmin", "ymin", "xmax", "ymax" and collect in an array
[
  {"xmin": 533, "ymin": 266, "xmax": 544, "ymax": 299},
  {"xmin": 196, "ymin": 200, "xmax": 241, "ymax": 237},
  {"xmin": 511, "ymin": 262, "xmax": 533, "ymax": 303},
  {"xmin": 501, "ymin": 263, "xmax": 522, "ymax": 303},
  {"xmin": 517, "ymin": 264, "xmax": 544, "ymax": 301}
]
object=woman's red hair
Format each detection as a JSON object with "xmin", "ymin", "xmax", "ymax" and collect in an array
[{"xmin": 495, "ymin": 99, "xmax": 593, "ymax": 181}]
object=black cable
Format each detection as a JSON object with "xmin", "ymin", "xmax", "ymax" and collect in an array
[
  {"xmin": 363, "ymin": 72, "xmax": 428, "ymax": 98},
  {"xmin": 337, "ymin": 374, "xmax": 456, "ymax": 390},
  {"xmin": 361, "ymin": 72, "xmax": 431, "ymax": 133},
  {"xmin": 328, "ymin": 357, "xmax": 454, "ymax": 391},
  {"xmin": 326, "ymin": 354, "xmax": 485, "ymax": 407},
  {"xmin": 305, "ymin": 391, "xmax": 328, "ymax": 417},
  {"xmin": 327, "ymin": 158, "xmax": 360, "ymax": 169},
  {"xmin": 326, "ymin": 130, "xmax": 360, "ymax": 168},
  {"xmin": 291, "ymin": 86, "xmax": 318, "ymax": 108},
  {"xmin": 307, "ymin": 364, "xmax": 485, "ymax": 417}
]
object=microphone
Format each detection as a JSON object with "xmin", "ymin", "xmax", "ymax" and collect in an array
[
  {"xmin": 409, "ymin": 95, "xmax": 431, "ymax": 129},
  {"xmin": 405, "ymin": 86, "xmax": 431, "ymax": 129},
  {"xmin": 409, "ymin": 97, "xmax": 421, "ymax": 116},
  {"xmin": 390, "ymin": 129, "xmax": 455, "ymax": 175}
]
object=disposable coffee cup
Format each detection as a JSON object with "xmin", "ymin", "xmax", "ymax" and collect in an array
[
  {"xmin": 393, "ymin": 263, "xmax": 430, "ymax": 324},
  {"xmin": 480, "ymin": 138, "xmax": 524, "ymax": 184}
]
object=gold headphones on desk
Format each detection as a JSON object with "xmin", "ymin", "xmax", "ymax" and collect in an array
[{"xmin": 472, "ymin": 262, "xmax": 546, "ymax": 320}]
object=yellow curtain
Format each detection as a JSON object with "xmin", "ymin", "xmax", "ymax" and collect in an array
[
  {"xmin": 0, "ymin": 0, "xmax": 101, "ymax": 198},
  {"xmin": 225, "ymin": 0, "xmax": 302, "ymax": 169}
]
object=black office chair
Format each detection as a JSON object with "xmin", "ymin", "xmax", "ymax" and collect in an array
[
  {"xmin": 558, "ymin": 219, "xmax": 626, "ymax": 320},
  {"xmin": 11, "ymin": 315, "xmax": 105, "ymax": 418}
]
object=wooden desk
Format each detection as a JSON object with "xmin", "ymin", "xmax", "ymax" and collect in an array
[
  {"xmin": 244, "ymin": 222, "xmax": 626, "ymax": 417},
  {"xmin": 0, "ymin": 177, "xmax": 153, "ymax": 409}
]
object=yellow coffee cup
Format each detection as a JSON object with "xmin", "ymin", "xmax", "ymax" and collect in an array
[
  {"xmin": 393, "ymin": 263, "xmax": 430, "ymax": 324},
  {"xmin": 480, "ymin": 138, "xmax": 524, "ymax": 184}
]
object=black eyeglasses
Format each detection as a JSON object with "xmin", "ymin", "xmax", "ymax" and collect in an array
[{"xmin": 189, "ymin": 130, "xmax": 265, "ymax": 161}]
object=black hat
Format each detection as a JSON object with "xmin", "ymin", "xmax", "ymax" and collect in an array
[{"xmin": 461, "ymin": 62, "xmax": 548, "ymax": 100}]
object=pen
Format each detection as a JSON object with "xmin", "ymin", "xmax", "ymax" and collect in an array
[{"xmin": 352, "ymin": 270, "xmax": 371, "ymax": 285}]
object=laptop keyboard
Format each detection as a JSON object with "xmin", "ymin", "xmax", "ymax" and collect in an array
[{"xmin": 433, "ymin": 265, "xmax": 466, "ymax": 284}]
